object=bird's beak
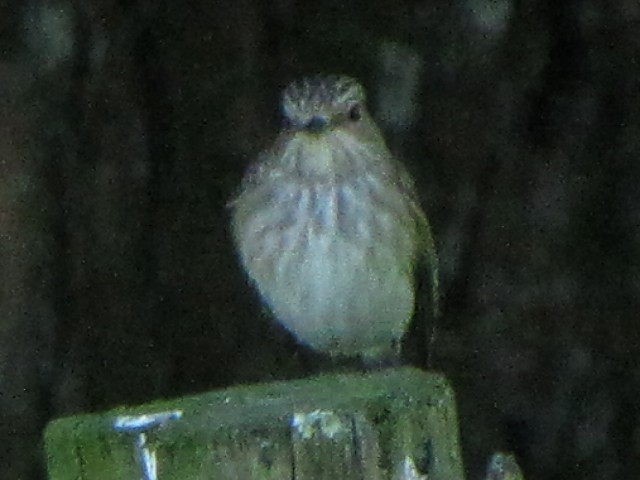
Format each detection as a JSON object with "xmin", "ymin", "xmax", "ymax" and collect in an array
[{"xmin": 304, "ymin": 115, "xmax": 330, "ymax": 134}]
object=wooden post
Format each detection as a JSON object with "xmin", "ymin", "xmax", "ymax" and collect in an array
[{"xmin": 45, "ymin": 367, "xmax": 465, "ymax": 479}]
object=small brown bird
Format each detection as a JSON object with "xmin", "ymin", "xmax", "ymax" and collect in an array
[
  {"xmin": 484, "ymin": 452, "xmax": 525, "ymax": 480},
  {"xmin": 230, "ymin": 75, "xmax": 438, "ymax": 364}
]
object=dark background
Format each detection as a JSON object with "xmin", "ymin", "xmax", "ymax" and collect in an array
[{"xmin": 1, "ymin": 1, "xmax": 639, "ymax": 479}]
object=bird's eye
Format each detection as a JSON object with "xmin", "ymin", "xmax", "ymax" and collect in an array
[{"xmin": 348, "ymin": 104, "xmax": 362, "ymax": 121}]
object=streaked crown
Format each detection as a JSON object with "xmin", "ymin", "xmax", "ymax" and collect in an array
[{"xmin": 281, "ymin": 75, "xmax": 366, "ymax": 131}]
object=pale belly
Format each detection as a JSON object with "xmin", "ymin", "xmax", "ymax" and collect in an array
[{"xmin": 235, "ymin": 182, "xmax": 417, "ymax": 360}]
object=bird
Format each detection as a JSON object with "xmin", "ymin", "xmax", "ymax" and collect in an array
[
  {"xmin": 484, "ymin": 452, "xmax": 525, "ymax": 480},
  {"xmin": 230, "ymin": 74, "xmax": 438, "ymax": 365}
]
